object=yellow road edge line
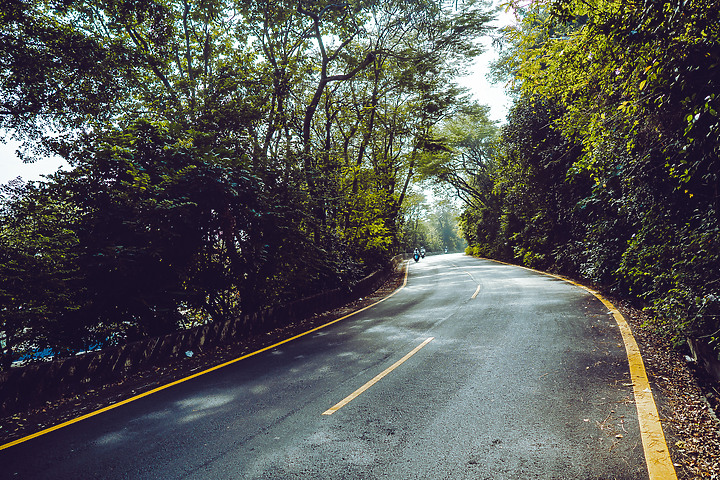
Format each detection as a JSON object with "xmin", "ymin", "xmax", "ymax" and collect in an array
[
  {"xmin": 454, "ymin": 267, "xmax": 480, "ymax": 299},
  {"xmin": 322, "ymin": 337, "xmax": 434, "ymax": 415},
  {"xmin": 0, "ymin": 261, "xmax": 411, "ymax": 452},
  {"xmin": 478, "ymin": 256, "xmax": 677, "ymax": 480}
]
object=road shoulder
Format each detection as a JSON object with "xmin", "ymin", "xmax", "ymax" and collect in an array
[
  {"xmin": 617, "ymin": 297, "xmax": 720, "ymax": 480},
  {"xmin": 478, "ymin": 256, "xmax": 720, "ymax": 479},
  {"xmin": 0, "ymin": 268, "xmax": 407, "ymax": 446}
]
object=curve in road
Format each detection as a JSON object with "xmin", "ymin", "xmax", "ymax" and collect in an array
[{"xmin": 0, "ymin": 254, "xmax": 677, "ymax": 479}]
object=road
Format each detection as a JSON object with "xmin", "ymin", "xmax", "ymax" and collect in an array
[{"xmin": 1, "ymin": 254, "xmax": 659, "ymax": 479}]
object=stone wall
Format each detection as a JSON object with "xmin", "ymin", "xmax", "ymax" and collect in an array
[{"xmin": 0, "ymin": 257, "xmax": 405, "ymax": 416}]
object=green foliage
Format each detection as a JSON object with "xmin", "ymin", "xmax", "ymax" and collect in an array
[
  {"xmin": 0, "ymin": 180, "xmax": 83, "ymax": 368},
  {"xmin": 0, "ymin": 0, "xmax": 494, "ymax": 368},
  {"xmin": 64, "ymin": 121, "xmax": 266, "ymax": 337},
  {"xmin": 459, "ymin": 0, "xmax": 720, "ymax": 352},
  {"xmin": 397, "ymin": 192, "xmax": 466, "ymax": 253}
]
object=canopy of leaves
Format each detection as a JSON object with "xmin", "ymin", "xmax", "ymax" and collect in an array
[
  {"xmin": 0, "ymin": 0, "xmax": 494, "ymax": 368},
  {"xmin": 458, "ymin": 0, "xmax": 720, "ymax": 351}
]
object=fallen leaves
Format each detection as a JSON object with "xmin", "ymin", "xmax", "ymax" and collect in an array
[{"xmin": 616, "ymin": 298, "xmax": 720, "ymax": 480}]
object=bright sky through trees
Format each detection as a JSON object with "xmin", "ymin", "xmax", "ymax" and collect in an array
[
  {"xmin": 0, "ymin": 2, "xmax": 514, "ymax": 185},
  {"xmin": 0, "ymin": 139, "xmax": 69, "ymax": 184},
  {"xmin": 457, "ymin": 5, "xmax": 515, "ymax": 123},
  {"xmin": 0, "ymin": 54, "xmax": 509, "ymax": 184}
]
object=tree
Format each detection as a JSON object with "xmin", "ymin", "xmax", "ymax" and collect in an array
[
  {"xmin": 416, "ymin": 104, "xmax": 498, "ymax": 209},
  {"xmin": 458, "ymin": 0, "xmax": 720, "ymax": 350},
  {"xmin": 0, "ymin": 179, "xmax": 83, "ymax": 366},
  {"xmin": 0, "ymin": 0, "xmax": 496, "ymax": 368}
]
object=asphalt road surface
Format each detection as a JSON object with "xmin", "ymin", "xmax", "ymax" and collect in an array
[{"xmin": 0, "ymin": 254, "xmax": 653, "ymax": 479}]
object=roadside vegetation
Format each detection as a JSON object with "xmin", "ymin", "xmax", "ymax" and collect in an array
[
  {"xmin": 448, "ymin": 0, "xmax": 720, "ymax": 357},
  {"xmin": 4, "ymin": 0, "xmax": 716, "ymax": 375},
  {"xmin": 0, "ymin": 0, "xmax": 485, "ymax": 369}
]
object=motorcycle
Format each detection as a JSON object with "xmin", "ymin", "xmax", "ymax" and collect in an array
[{"xmin": 413, "ymin": 252, "xmax": 420, "ymax": 262}]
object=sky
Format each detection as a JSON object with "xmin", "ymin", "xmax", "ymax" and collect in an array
[
  {"xmin": 0, "ymin": 6, "xmax": 515, "ymax": 186},
  {"xmin": 458, "ymin": 4, "xmax": 516, "ymax": 123},
  {"xmin": 0, "ymin": 139, "xmax": 69, "ymax": 185},
  {"xmin": 457, "ymin": 38, "xmax": 510, "ymax": 124}
]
